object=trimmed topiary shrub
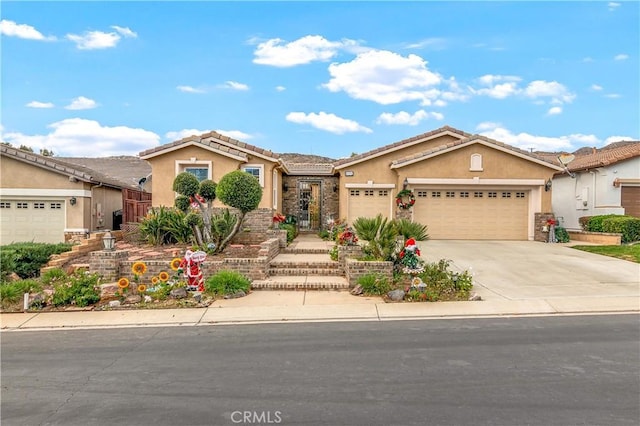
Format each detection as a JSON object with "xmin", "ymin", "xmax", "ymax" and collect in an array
[
  {"xmin": 0, "ymin": 242, "xmax": 72, "ymax": 279},
  {"xmin": 204, "ymin": 270, "xmax": 251, "ymax": 296},
  {"xmin": 585, "ymin": 214, "xmax": 618, "ymax": 233}
]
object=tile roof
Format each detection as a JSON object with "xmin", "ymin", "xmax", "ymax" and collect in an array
[
  {"xmin": 278, "ymin": 153, "xmax": 337, "ymax": 175},
  {"xmin": 1, "ymin": 145, "xmax": 142, "ymax": 189},
  {"xmin": 562, "ymin": 141, "xmax": 640, "ymax": 172},
  {"xmin": 139, "ymin": 131, "xmax": 278, "ymax": 161},
  {"xmin": 391, "ymin": 134, "xmax": 562, "ymax": 169},
  {"xmin": 333, "ymin": 125, "xmax": 470, "ymax": 168},
  {"xmin": 57, "ymin": 156, "xmax": 152, "ymax": 189}
]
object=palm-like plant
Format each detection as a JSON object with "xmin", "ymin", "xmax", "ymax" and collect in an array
[
  {"xmin": 395, "ymin": 219, "xmax": 429, "ymax": 242},
  {"xmin": 352, "ymin": 214, "xmax": 398, "ymax": 261}
]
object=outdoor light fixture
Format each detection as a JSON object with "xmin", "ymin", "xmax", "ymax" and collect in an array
[
  {"xmin": 102, "ymin": 230, "xmax": 116, "ymax": 251},
  {"xmin": 282, "ymin": 183, "xmax": 289, "ymax": 192},
  {"xmin": 69, "ymin": 197, "xmax": 77, "ymax": 206},
  {"xmin": 545, "ymin": 179, "xmax": 552, "ymax": 192},
  {"xmin": 333, "ymin": 183, "xmax": 338, "ymax": 192},
  {"xmin": 403, "ymin": 178, "xmax": 409, "ymax": 189}
]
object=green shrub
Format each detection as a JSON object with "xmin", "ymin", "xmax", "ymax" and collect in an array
[
  {"xmin": 0, "ymin": 242, "xmax": 72, "ymax": 279},
  {"xmin": 356, "ymin": 273, "xmax": 392, "ymax": 296},
  {"xmin": 40, "ymin": 268, "xmax": 68, "ymax": 286},
  {"xmin": 216, "ymin": 170, "xmax": 263, "ymax": 214},
  {"xmin": 211, "ymin": 209, "xmax": 238, "ymax": 248},
  {"xmin": 318, "ymin": 230, "xmax": 330, "ymax": 240},
  {"xmin": 329, "ymin": 245, "xmax": 338, "ymax": 261},
  {"xmin": 585, "ymin": 214, "xmax": 618, "ymax": 232},
  {"xmin": 1, "ymin": 278, "xmax": 43, "ymax": 307},
  {"xmin": 139, "ymin": 206, "xmax": 193, "ymax": 245},
  {"xmin": 279, "ymin": 223, "xmax": 297, "ymax": 244},
  {"xmin": 204, "ymin": 270, "xmax": 251, "ymax": 296},
  {"xmin": 51, "ymin": 270, "xmax": 101, "ymax": 307},
  {"xmin": 602, "ymin": 216, "xmax": 640, "ymax": 243},
  {"xmin": 555, "ymin": 226, "xmax": 570, "ymax": 243},
  {"xmin": 395, "ymin": 219, "xmax": 429, "ymax": 242},
  {"xmin": 417, "ymin": 259, "xmax": 473, "ymax": 300},
  {"xmin": 353, "ymin": 215, "xmax": 397, "ymax": 261}
]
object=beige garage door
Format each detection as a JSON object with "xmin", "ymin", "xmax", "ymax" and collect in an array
[
  {"xmin": 347, "ymin": 188, "xmax": 392, "ymax": 223},
  {"xmin": 0, "ymin": 199, "xmax": 66, "ymax": 244},
  {"xmin": 412, "ymin": 189, "xmax": 528, "ymax": 240}
]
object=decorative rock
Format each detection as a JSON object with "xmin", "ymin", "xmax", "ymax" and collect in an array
[
  {"xmin": 109, "ymin": 300, "xmax": 121, "ymax": 308},
  {"xmin": 100, "ymin": 283, "xmax": 120, "ymax": 299},
  {"xmin": 143, "ymin": 295, "xmax": 153, "ymax": 303},
  {"xmin": 28, "ymin": 293, "xmax": 45, "ymax": 309},
  {"xmin": 124, "ymin": 294, "xmax": 142, "ymax": 304},
  {"xmin": 223, "ymin": 290, "xmax": 246, "ymax": 299},
  {"xmin": 6, "ymin": 272, "xmax": 21, "ymax": 282},
  {"xmin": 468, "ymin": 292, "xmax": 482, "ymax": 301},
  {"xmin": 192, "ymin": 292, "xmax": 202, "ymax": 303},
  {"xmin": 170, "ymin": 287, "xmax": 187, "ymax": 299},
  {"xmin": 350, "ymin": 284, "xmax": 364, "ymax": 296},
  {"xmin": 387, "ymin": 289, "xmax": 406, "ymax": 302}
]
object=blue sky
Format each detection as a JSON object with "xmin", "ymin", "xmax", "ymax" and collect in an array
[{"xmin": 1, "ymin": 1, "xmax": 638, "ymax": 159}]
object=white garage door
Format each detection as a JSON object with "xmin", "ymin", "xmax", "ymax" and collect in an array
[
  {"xmin": 0, "ymin": 200, "xmax": 66, "ymax": 244},
  {"xmin": 412, "ymin": 189, "xmax": 528, "ymax": 240},
  {"xmin": 347, "ymin": 188, "xmax": 392, "ymax": 224}
]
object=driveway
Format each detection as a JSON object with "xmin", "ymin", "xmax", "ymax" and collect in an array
[{"xmin": 420, "ymin": 241, "xmax": 640, "ymax": 301}]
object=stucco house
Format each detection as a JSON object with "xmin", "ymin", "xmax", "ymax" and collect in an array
[
  {"xmin": 0, "ymin": 145, "xmax": 151, "ymax": 244},
  {"xmin": 140, "ymin": 125, "xmax": 564, "ymax": 241},
  {"xmin": 550, "ymin": 141, "xmax": 640, "ymax": 230}
]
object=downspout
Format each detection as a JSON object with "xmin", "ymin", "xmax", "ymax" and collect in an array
[{"xmin": 90, "ymin": 182, "xmax": 104, "ymax": 231}]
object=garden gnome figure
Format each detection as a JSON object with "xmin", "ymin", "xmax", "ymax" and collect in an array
[
  {"xmin": 180, "ymin": 249, "xmax": 207, "ymax": 291},
  {"xmin": 399, "ymin": 238, "xmax": 424, "ymax": 274}
]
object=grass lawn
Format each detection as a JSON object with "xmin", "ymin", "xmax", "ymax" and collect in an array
[{"xmin": 571, "ymin": 244, "xmax": 640, "ymax": 263}]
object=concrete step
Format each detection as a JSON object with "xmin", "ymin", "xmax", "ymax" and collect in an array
[
  {"xmin": 268, "ymin": 267, "xmax": 344, "ymax": 276},
  {"xmin": 252, "ymin": 276, "xmax": 350, "ymax": 291},
  {"xmin": 282, "ymin": 247, "xmax": 329, "ymax": 254}
]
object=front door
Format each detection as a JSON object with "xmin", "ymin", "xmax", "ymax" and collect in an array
[{"xmin": 298, "ymin": 181, "xmax": 321, "ymax": 231}]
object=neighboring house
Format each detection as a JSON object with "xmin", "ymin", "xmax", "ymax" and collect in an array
[
  {"xmin": 550, "ymin": 141, "xmax": 640, "ymax": 231},
  {"xmin": 0, "ymin": 146, "xmax": 151, "ymax": 244},
  {"xmin": 140, "ymin": 125, "xmax": 564, "ymax": 241}
]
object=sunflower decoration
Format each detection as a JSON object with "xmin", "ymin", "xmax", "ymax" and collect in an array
[
  {"xmin": 132, "ymin": 261, "xmax": 148, "ymax": 276},
  {"xmin": 151, "ymin": 276, "xmax": 160, "ymax": 285},
  {"xmin": 137, "ymin": 284, "xmax": 147, "ymax": 293},
  {"xmin": 117, "ymin": 277, "xmax": 130, "ymax": 289},
  {"xmin": 170, "ymin": 258, "xmax": 182, "ymax": 271},
  {"xmin": 159, "ymin": 271, "xmax": 170, "ymax": 282}
]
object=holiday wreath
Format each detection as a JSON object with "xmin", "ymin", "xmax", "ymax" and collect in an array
[{"xmin": 395, "ymin": 189, "xmax": 416, "ymax": 209}]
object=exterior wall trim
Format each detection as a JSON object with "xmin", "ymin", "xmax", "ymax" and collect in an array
[
  {"xmin": 0, "ymin": 189, "xmax": 92, "ymax": 197},
  {"xmin": 345, "ymin": 183, "xmax": 396, "ymax": 189},
  {"xmin": 141, "ymin": 141, "xmax": 247, "ymax": 162},
  {"xmin": 406, "ymin": 178, "xmax": 546, "ymax": 186}
]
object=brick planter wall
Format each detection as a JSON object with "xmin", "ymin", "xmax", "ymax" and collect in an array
[
  {"xmin": 89, "ymin": 250, "xmax": 130, "ymax": 282},
  {"xmin": 266, "ymin": 229, "xmax": 288, "ymax": 248},
  {"xmin": 216, "ymin": 207, "xmax": 274, "ymax": 245},
  {"xmin": 338, "ymin": 245, "xmax": 363, "ymax": 272},
  {"xmin": 534, "ymin": 212, "xmax": 556, "ymax": 242},
  {"xmin": 345, "ymin": 258, "xmax": 393, "ymax": 288},
  {"xmin": 568, "ymin": 231, "xmax": 622, "ymax": 245}
]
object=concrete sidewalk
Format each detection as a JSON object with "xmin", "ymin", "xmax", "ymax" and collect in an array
[{"xmin": 1, "ymin": 290, "xmax": 638, "ymax": 331}]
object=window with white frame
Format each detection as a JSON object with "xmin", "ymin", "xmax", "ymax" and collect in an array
[
  {"xmin": 242, "ymin": 164, "xmax": 264, "ymax": 187},
  {"xmin": 176, "ymin": 159, "xmax": 212, "ymax": 182}
]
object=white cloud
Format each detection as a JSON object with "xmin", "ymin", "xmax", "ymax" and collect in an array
[
  {"xmin": 475, "ymin": 122, "xmax": 602, "ymax": 152},
  {"xmin": 286, "ymin": 111, "xmax": 372, "ymax": 134},
  {"xmin": 111, "ymin": 26, "xmax": 137, "ymax": 38},
  {"xmin": 177, "ymin": 85, "xmax": 206, "ymax": 94},
  {"xmin": 376, "ymin": 110, "xmax": 444, "ymax": 126},
  {"xmin": 546, "ymin": 106, "xmax": 562, "ymax": 116},
  {"xmin": 471, "ymin": 75, "xmax": 522, "ymax": 99},
  {"xmin": 165, "ymin": 129, "xmax": 211, "ymax": 140},
  {"xmin": 608, "ymin": 2, "xmax": 621, "ymax": 11},
  {"xmin": 590, "ymin": 84, "xmax": 603, "ymax": 91},
  {"xmin": 26, "ymin": 101, "xmax": 54, "ymax": 109},
  {"xmin": 323, "ymin": 50, "xmax": 448, "ymax": 105},
  {"xmin": 604, "ymin": 93, "xmax": 622, "ymax": 98},
  {"xmin": 215, "ymin": 129, "xmax": 253, "ymax": 140},
  {"xmin": 275, "ymin": 86, "xmax": 286, "ymax": 92},
  {"xmin": 0, "ymin": 19, "xmax": 56, "ymax": 41},
  {"xmin": 253, "ymin": 35, "xmax": 359, "ymax": 67},
  {"xmin": 404, "ymin": 37, "xmax": 447, "ymax": 50},
  {"xmin": 219, "ymin": 81, "xmax": 249, "ymax": 91},
  {"xmin": 64, "ymin": 96, "xmax": 97, "ymax": 110},
  {"xmin": 66, "ymin": 26, "xmax": 136, "ymax": 50},
  {"xmin": 605, "ymin": 136, "xmax": 634, "ymax": 144},
  {"xmin": 523, "ymin": 80, "xmax": 575, "ymax": 104},
  {"xmin": 614, "ymin": 53, "xmax": 629, "ymax": 61},
  {"xmin": 1, "ymin": 118, "xmax": 159, "ymax": 156}
]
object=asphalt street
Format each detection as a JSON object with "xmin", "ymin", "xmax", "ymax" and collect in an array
[{"xmin": 1, "ymin": 315, "xmax": 639, "ymax": 426}]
